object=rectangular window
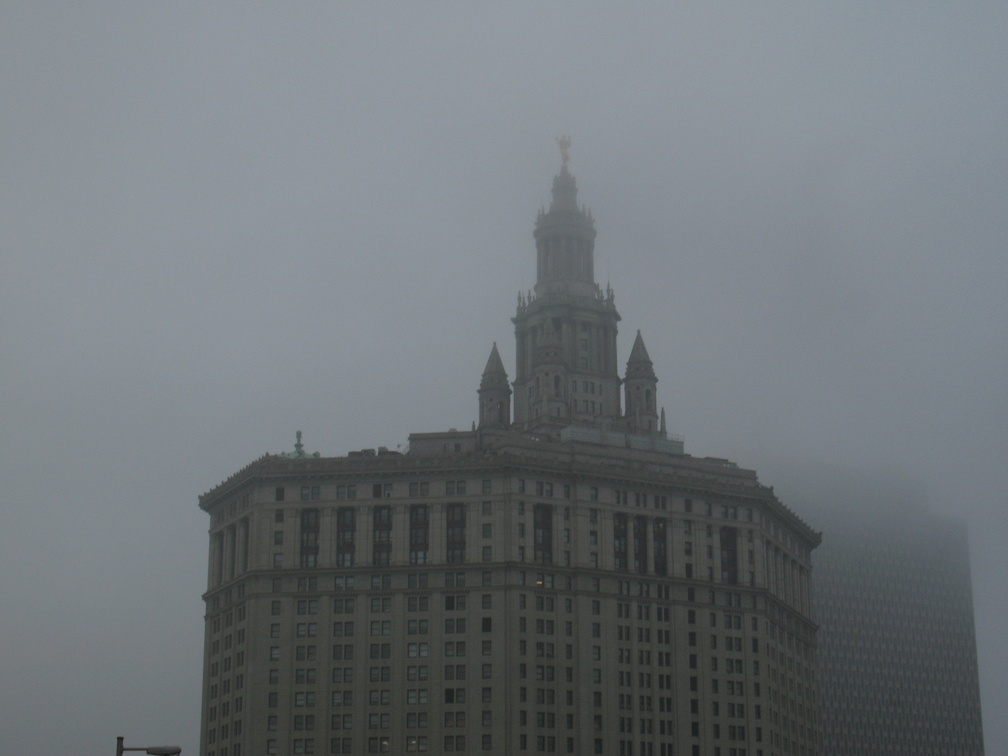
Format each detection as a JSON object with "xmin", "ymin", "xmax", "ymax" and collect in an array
[
  {"xmin": 371, "ymin": 506, "xmax": 392, "ymax": 566},
  {"xmin": 446, "ymin": 504, "xmax": 466, "ymax": 564},
  {"xmin": 335, "ymin": 507, "xmax": 356, "ymax": 567}
]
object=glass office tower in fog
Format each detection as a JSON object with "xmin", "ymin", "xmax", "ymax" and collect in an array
[
  {"xmin": 813, "ymin": 503, "xmax": 984, "ymax": 755},
  {"xmin": 198, "ymin": 158, "xmax": 821, "ymax": 756}
]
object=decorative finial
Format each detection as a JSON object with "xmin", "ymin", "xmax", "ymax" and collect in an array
[{"xmin": 556, "ymin": 135, "xmax": 571, "ymax": 169}]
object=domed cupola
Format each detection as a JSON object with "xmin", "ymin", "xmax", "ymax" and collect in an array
[{"xmin": 532, "ymin": 136, "xmax": 598, "ymax": 297}]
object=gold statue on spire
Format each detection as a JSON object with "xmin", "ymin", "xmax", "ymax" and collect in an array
[{"xmin": 557, "ymin": 135, "xmax": 571, "ymax": 168}]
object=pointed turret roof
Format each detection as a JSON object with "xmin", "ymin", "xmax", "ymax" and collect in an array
[
  {"xmin": 627, "ymin": 330, "xmax": 653, "ymax": 366},
  {"xmin": 482, "ymin": 342, "xmax": 508, "ymax": 379},
  {"xmin": 625, "ymin": 330, "xmax": 657, "ymax": 381}
]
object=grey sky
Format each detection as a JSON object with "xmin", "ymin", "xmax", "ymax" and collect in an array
[{"xmin": 2, "ymin": 4, "xmax": 1005, "ymax": 753}]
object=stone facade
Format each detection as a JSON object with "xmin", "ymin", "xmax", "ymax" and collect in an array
[{"xmin": 198, "ymin": 160, "xmax": 821, "ymax": 756}]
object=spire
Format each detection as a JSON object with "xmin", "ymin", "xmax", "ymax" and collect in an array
[
  {"xmin": 479, "ymin": 343, "xmax": 512, "ymax": 430},
  {"xmin": 482, "ymin": 342, "xmax": 507, "ymax": 379},
  {"xmin": 626, "ymin": 330, "xmax": 655, "ymax": 375},
  {"xmin": 557, "ymin": 135, "xmax": 571, "ymax": 169},
  {"xmin": 624, "ymin": 330, "xmax": 659, "ymax": 433},
  {"xmin": 549, "ymin": 137, "xmax": 581, "ymax": 212}
]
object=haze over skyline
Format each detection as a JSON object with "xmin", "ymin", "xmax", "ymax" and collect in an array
[{"xmin": 2, "ymin": 5, "xmax": 1005, "ymax": 754}]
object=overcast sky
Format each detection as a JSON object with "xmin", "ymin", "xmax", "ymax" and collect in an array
[{"xmin": 2, "ymin": 4, "xmax": 1005, "ymax": 754}]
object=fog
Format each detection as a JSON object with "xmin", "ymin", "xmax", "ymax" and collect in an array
[{"xmin": 1, "ymin": 4, "xmax": 1005, "ymax": 754}]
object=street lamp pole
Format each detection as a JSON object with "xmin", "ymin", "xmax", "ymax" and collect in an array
[{"xmin": 115, "ymin": 736, "xmax": 181, "ymax": 756}]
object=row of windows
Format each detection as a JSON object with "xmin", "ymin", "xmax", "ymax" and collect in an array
[
  {"xmin": 270, "ymin": 483, "xmax": 762, "ymax": 528},
  {"xmin": 260, "ymin": 578, "xmax": 767, "ymax": 628},
  {"xmin": 276, "ymin": 480, "xmax": 492, "ymax": 503},
  {"xmin": 238, "ymin": 725, "xmax": 771, "ymax": 755}
]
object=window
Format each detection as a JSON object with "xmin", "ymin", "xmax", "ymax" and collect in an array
[
  {"xmin": 407, "ymin": 665, "xmax": 429, "ymax": 681},
  {"xmin": 444, "ymin": 641, "xmax": 466, "ymax": 657},
  {"xmin": 443, "ymin": 688, "xmax": 466, "ymax": 704},
  {"xmin": 407, "ymin": 619, "xmax": 428, "ymax": 635},
  {"xmin": 369, "ymin": 643, "xmax": 391, "ymax": 659},
  {"xmin": 407, "ymin": 688, "xmax": 429, "ymax": 704},
  {"xmin": 333, "ymin": 598, "xmax": 355, "ymax": 613},
  {"xmin": 446, "ymin": 504, "xmax": 466, "ymax": 564},
  {"xmin": 373, "ymin": 506, "xmax": 392, "ymax": 565},
  {"xmin": 408, "ymin": 596, "xmax": 429, "ymax": 612},
  {"xmin": 407, "ymin": 573, "xmax": 429, "ymax": 589},
  {"xmin": 444, "ymin": 618, "xmax": 466, "ymax": 633},
  {"xmin": 369, "ymin": 689, "xmax": 392, "ymax": 705},
  {"xmin": 444, "ymin": 663, "xmax": 466, "ymax": 680},
  {"xmin": 334, "ymin": 575, "xmax": 355, "ymax": 591}
]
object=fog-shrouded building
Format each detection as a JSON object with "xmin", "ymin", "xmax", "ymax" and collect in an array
[
  {"xmin": 810, "ymin": 500, "xmax": 985, "ymax": 755},
  {"xmin": 198, "ymin": 154, "xmax": 822, "ymax": 756}
]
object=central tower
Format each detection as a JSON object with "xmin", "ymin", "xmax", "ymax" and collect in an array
[{"xmin": 511, "ymin": 146, "xmax": 624, "ymax": 436}]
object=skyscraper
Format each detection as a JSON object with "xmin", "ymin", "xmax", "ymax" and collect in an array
[
  {"xmin": 812, "ymin": 500, "xmax": 984, "ymax": 755},
  {"xmin": 198, "ymin": 154, "xmax": 821, "ymax": 756}
]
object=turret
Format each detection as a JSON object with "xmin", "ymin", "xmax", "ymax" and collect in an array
[
  {"xmin": 624, "ymin": 330, "xmax": 659, "ymax": 434},
  {"xmin": 478, "ymin": 343, "xmax": 511, "ymax": 429}
]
